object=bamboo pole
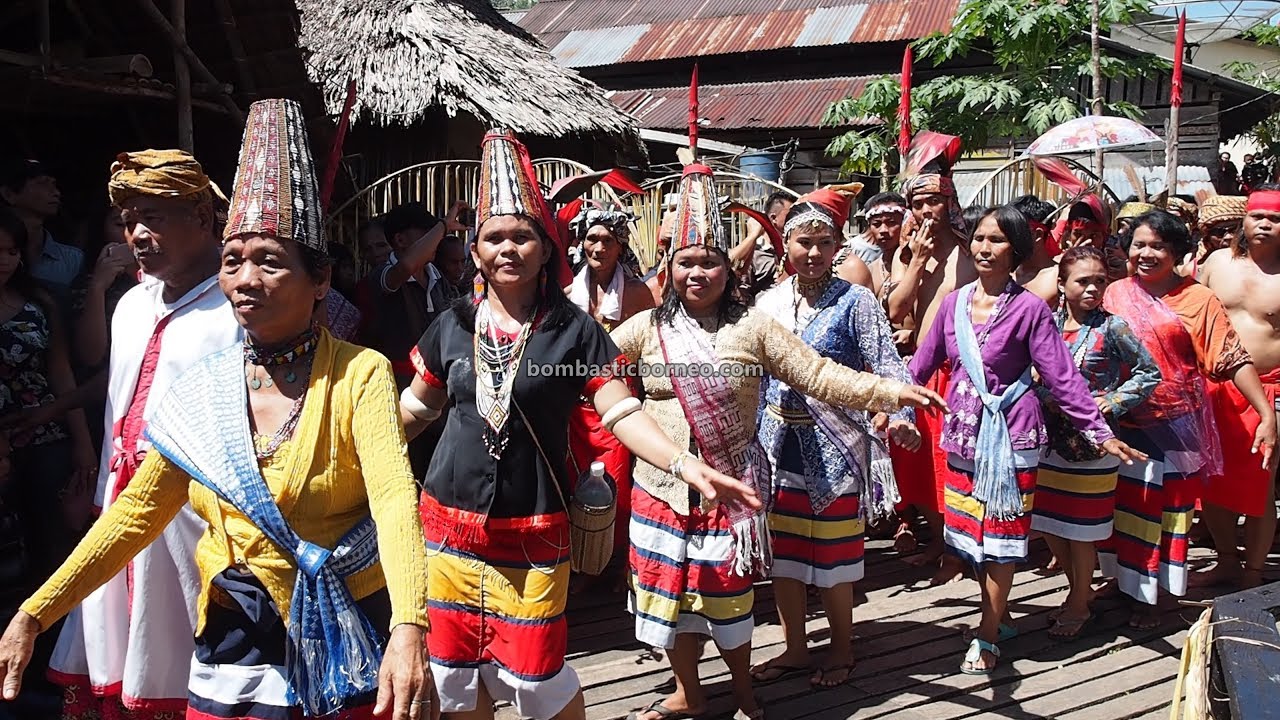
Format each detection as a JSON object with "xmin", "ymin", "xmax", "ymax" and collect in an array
[
  {"xmin": 131, "ymin": 0, "xmax": 243, "ymax": 123},
  {"xmin": 173, "ymin": 0, "xmax": 192, "ymax": 152}
]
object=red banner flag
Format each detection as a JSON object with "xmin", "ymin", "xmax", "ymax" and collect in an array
[
  {"xmin": 320, "ymin": 79, "xmax": 358, "ymax": 216},
  {"xmin": 898, "ymin": 45, "xmax": 913, "ymax": 157},
  {"xmin": 688, "ymin": 63, "xmax": 700, "ymax": 158},
  {"xmin": 1171, "ymin": 10, "xmax": 1186, "ymax": 108}
]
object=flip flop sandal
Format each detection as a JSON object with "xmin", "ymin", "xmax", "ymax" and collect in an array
[
  {"xmin": 811, "ymin": 662, "xmax": 857, "ymax": 689},
  {"xmin": 962, "ymin": 623, "xmax": 1018, "ymax": 643},
  {"xmin": 749, "ymin": 662, "xmax": 809, "ymax": 685},
  {"xmin": 1048, "ymin": 613, "xmax": 1093, "ymax": 640},
  {"xmin": 960, "ymin": 638, "xmax": 1000, "ymax": 676},
  {"xmin": 627, "ymin": 700, "xmax": 704, "ymax": 720}
]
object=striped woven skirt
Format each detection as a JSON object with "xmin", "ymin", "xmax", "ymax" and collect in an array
[
  {"xmin": 942, "ymin": 450, "xmax": 1039, "ymax": 565},
  {"xmin": 187, "ymin": 569, "xmax": 386, "ymax": 720},
  {"xmin": 628, "ymin": 484, "xmax": 754, "ymax": 651},
  {"xmin": 769, "ymin": 429, "xmax": 864, "ymax": 588},
  {"xmin": 1097, "ymin": 426, "xmax": 1199, "ymax": 605},
  {"xmin": 421, "ymin": 496, "xmax": 579, "ymax": 720},
  {"xmin": 1030, "ymin": 451, "xmax": 1121, "ymax": 542}
]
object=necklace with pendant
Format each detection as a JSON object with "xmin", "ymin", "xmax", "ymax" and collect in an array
[
  {"xmin": 245, "ymin": 327, "xmax": 319, "ymax": 390},
  {"xmin": 793, "ymin": 272, "xmax": 830, "ymax": 327}
]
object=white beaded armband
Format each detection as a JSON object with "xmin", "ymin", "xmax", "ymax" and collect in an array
[
  {"xmin": 400, "ymin": 386, "xmax": 442, "ymax": 423},
  {"xmin": 601, "ymin": 397, "xmax": 642, "ymax": 432}
]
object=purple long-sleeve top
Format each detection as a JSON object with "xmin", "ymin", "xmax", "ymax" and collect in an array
[{"xmin": 908, "ymin": 285, "xmax": 1114, "ymax": 459}]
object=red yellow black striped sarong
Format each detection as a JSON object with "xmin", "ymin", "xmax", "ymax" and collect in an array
[
  {"xmin": 942, "ymin": 450, "xmax": 1038, "ymax": 565},
  {"xmin": 1097, "ymin": 427, "xmax": 1198, "ymax": 605},
  {"xmin": 421, "ymin": 495, "xmax": 580, "ymax": 720},
  {"xmin": 1030, "ymin": 451, "xmax": 1121, "ymax": 542},
  {"xmin": 770, "ymin": 469, "xmax": 864, "ymax": 588},
  {"xmin": 628, "ymin": 484, "xmax": 754, "ymax": 651}
]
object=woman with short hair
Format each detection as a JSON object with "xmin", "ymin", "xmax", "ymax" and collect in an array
[{"xmin": 909, "ymin": 206, "xmax": 1142, "ymax": 675}]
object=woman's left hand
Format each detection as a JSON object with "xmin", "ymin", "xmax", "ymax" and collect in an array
[
  {"xmin": 1101, "ymin": 438, "xmax": 1147, "ymax": 465},
  {"xmin": 374, "ymin": 624, "xmax": 431, "ymax": 720},
  {"xmin": 887, "ymin": 420, "xmax": 922, "ymax": 452},
  {"xmin": 1252, "ymin": 413, "xmax": 1277, "ymax": 471}
]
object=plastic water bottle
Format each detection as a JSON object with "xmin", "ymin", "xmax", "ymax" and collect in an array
[{"xmin": 575, "ymin": 461, "xmax": 615, "ymax": 510}]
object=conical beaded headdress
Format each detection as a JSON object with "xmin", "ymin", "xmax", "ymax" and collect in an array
[{"xmin": 224, "ymin": 98, "xmax": 324, "ymax": 251}]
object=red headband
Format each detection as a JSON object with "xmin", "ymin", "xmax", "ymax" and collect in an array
[
  {"xmin": 1247, "ymin": 190, "xmax": 1280, "ymax": 214},
  {"xmin": 1027, "ymin": 220, "xmax": 1050, "ymax": 237}
]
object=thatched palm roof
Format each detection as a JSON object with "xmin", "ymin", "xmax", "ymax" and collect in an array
[{"xmin": 297, "ymin": 0, "xmax": 642, "ymax": 153}]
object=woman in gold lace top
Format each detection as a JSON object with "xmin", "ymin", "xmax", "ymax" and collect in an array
[{"xmin": 612, "ymin": 164, "xmax": 946, "ymax": 720}]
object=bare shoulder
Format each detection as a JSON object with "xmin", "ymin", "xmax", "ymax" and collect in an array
[
  {"xmin": 623, "ymin": 277, "xmax": 656, "ymax": 311},
  {"xmin": 1200, "ymin": 247, "xmax": 1235, "ymax": 277},
  {"xmin": 836, "ymin": 253, "xmax": 873, "ymax": 288}
]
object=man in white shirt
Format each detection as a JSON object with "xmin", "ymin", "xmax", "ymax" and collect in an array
[{"xmin": 46, "ymin": 150, "xmax": 241, "ymax": 719}]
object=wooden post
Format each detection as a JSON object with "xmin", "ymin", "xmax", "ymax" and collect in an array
[
  {"xmin": 1090, "ymin": 0, "xmax": 1105, "ymax": 187},
  {"xmin": 1166, "ymin": 11, "xmax": 1187, "ymax": 200},
  {"xmin": 172, "ymin": 0, "xmax": 192, "ymax": 152},
  {"xmin": 132, "ymin": 0, "xmax": 243, "ymax": 123},
  {"xmin": 39, "ymin": 0, "xmax": 51, "ymax": 73}
]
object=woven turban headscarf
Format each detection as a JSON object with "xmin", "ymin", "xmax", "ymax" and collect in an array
[{"xmin": 108, "ymin": 149, "xmax": 213, "ymax": 206}]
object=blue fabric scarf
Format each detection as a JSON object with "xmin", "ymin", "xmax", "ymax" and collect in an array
[
  {"xmin": 952, "ymin": 282, "xmax": 1033, "ymax": 520},
  {"xmin": 144, "ymin": 343, "xmax": 382, "ymax": 717}
]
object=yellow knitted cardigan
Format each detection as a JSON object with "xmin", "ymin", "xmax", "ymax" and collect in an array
[{"xmin": 21, "ymin": 331, "xmax": 429, "ymax": 634}]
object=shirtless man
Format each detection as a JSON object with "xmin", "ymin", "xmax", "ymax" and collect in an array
[
  {"xmin": 1009, "ymin": 194, "xmax": 1060, "ymax": 306},
  {"xmin": 1197, "ymin": 185, "xmax": 1280, "ymax": 589},
  {"xmin": 886, "ymin": 173, "xmax": 976, "ymax": 584},
  {"xmin": 837, "ymin": 192, "xmax": 905, "ymax": 297}
]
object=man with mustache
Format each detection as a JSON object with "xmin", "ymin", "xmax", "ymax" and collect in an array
[
  {"xmin": 44, "ymin": 150, "xmax": 241, "ymax": 719},
  {"xmin": 1198, "ymin": 185, "xmax": 1280, "ymax": 590},
  {"xmin": 885, "ymin": 159, "xmax": 975, "ymax": 585}
]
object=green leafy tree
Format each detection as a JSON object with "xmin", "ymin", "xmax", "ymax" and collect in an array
[
  {"xmin": 1224, "ymin": 24, "xmax": 1280, "ymax": 159},
  {"xmin": 823, "ymin": 0, "xmax": 1165, "ymax": 176}
]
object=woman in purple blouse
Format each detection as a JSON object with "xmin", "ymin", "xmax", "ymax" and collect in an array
[{"xmin": 908, "ymin": 206, "xmax": 1143, "ymax": 675}]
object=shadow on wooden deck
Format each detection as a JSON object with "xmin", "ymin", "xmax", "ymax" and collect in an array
[{"xmin": 495, "ymin": 535, "xmax": 1274, "ymax": 720}]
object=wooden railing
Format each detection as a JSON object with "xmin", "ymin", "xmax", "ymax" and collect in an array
[
  {"xmin": 957, "ymin": 156, "xmax": 1121, "ymax": 212},
  {"xmin": 325, "ymin": 157, "xmax": 600, "ymax": 260},
  {"xmin": 631, "ymin": 171, "xmax": 798, "ymax": 271},
  {"xmin": 327, "ymin": 158, "xmax": 798, "ymax": 273}
]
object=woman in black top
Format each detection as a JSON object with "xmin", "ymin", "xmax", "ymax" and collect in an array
[{"xmin": 398, "ymin": 130, "xmax": 758, "ymax": 720}]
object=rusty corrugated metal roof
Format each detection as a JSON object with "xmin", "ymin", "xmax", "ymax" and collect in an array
[
  {"xmin": 522, "ymin": 0, "xmax": 962, "ymax": 67},
  {"xmin": 520, "ymin": 0, "xmax": 960, "ymax": 67},
  {"xmin": 609, "ymin": 76, "xmax": 887, "ymax": 130}
]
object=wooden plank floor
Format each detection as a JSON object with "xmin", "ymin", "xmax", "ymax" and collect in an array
[{"xmin": 495, "ymin": 534, "xmax": 1277, "ymax": 720}]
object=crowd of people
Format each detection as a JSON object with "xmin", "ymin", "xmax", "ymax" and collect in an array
[{"xmin": 0, "ymin": 101, "xmax": 1274, "ymax": 720}]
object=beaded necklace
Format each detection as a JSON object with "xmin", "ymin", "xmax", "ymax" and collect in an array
[
  {"xmin": 792, "ymin": 271, "xmax": 831, "ymax": 328},
  {"xmin": 1056, "ymin": 307, "xmax": 1101, "ymax": 370},
  {"xmin": 254, "ymin": 353, "xmax": 315, "ymax": 459},
  {"xmin": 244, "ymin": 327, "xmax": 319, "ymax": 389}
]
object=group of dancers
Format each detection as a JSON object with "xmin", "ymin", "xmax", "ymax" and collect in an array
[{"xmin": 0, "ymin": 96, "xmax": 1273, "ymax": 720}]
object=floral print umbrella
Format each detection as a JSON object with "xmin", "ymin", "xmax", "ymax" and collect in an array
[{"xmin": 1025, "ymin": 116, "xmax": 1163, "ymax": 156}]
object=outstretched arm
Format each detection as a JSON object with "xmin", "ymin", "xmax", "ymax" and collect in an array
[
  {"xmin": 1, "ymin": 452, "xmax": 189, "ymax": 699},
  {"xmin": 592, "ymin": 379, "xmax": 760, "ymax": 510}
]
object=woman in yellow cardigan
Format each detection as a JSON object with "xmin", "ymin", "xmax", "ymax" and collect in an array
[{"xmin": 0, "ymin": 99, "xmax": 431, "ymax": 720}]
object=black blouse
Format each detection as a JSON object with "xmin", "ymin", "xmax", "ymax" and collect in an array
[{"xmin": 411, "ymin": 302, "xmax": 622, "ymax": 521}]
